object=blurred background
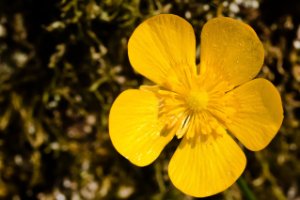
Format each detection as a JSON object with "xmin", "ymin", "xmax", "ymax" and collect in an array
[{"xmin": 0, "ymin": 0, "xmax": 299, "ymax": 199}]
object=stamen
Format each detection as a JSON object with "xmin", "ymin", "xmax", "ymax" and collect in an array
[{"xmin": 176, "ymin": 115, "xmax": 191, "ymax": 139}]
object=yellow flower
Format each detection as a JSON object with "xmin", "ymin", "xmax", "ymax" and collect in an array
[{"xmin": 109, "ymin": 14, "xmax": 283, "ymax": 197}]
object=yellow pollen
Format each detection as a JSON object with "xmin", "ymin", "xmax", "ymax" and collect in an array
[{"xmin": 186, "ymin": 90, "xmax": 209, "ymax": 112}]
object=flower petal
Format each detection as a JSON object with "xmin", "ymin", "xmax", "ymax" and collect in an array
[
  {"xmin": 128, "ymin": 14, "xmax": 196, "ymax": 90},
  {"xmin": 109, "ymin": 89, "xmax": 174, "ymax": 166},
  {"xmin": 168, "ymin": 132, "xmax": 246, "ymax": 197},
  {"xmin": 200, "ymin": 17, "xmax": 264, "ymax": 89},
  {"xmin": 221, "ymin": 78, "xmax": 283, "ymax": 151}
]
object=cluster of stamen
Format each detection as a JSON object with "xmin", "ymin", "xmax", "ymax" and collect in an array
[
  {"xmin": 150, "ymin": 65, "xmax": 236, "ymax": 140},
  {"xmin": 156, "ymin": 86, "xmax": 227, "ymax": 140}
]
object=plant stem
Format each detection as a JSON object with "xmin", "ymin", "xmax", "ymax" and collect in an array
[{"xmin": 237, "ymin": 177, "xmax": 257, "ymax": 200}]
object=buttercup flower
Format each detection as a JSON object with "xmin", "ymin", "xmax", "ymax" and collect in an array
[{"xmin": 109, "ymin": 14, "xmax": 283, "ymax": 197}]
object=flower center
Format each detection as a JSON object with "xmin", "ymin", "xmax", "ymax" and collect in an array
[{"xmin": 186, "ymin": 90, "xmax": 209, "ymax": 112}]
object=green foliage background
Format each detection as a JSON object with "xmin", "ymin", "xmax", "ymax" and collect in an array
[{"xmin": 0, "ymin": 0, "xmax": 299, "ymax": 199}]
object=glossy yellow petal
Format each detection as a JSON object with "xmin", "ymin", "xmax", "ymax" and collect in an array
[
  {"xmin": 200, "ymin": 17, "xmax": 264, "ymax": 89},
  {"xmin": 109, "ymin": 89, "xmax": 174, "ymax": 166},
  {"xmin": 128, "ymin": 14, "xmax": 196, "ymax": 91},
  {"xmin": 168, "ymin": 131, "xmax": 246, "ymax": 197},
  {"xmin": 222, "ymin": 78, "xmax": 284, "ymax": 151}
]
